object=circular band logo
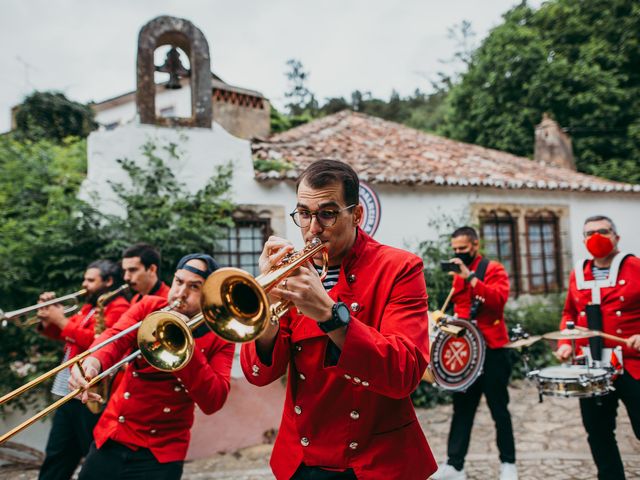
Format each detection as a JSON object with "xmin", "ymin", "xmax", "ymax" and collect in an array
[
  {"xmin": 358, "ymin": 181, "xmax": 381, "ymax": 237},
  {"xmin": 431, "ymin": 319, "xmax": 485, "ymax": 392}
]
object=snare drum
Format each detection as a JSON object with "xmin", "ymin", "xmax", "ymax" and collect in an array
[{"xmin": 527, "ymin": 365, "xmax": 613, "ymax": 398}]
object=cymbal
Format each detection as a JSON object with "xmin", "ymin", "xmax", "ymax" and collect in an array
[
  {"xmin": 542, "ymin": 328, "xmax": 598, "ymax": 340},
  {"xmin": 504, "ymin": 335, "xmax": 542, "ymax": 349}
]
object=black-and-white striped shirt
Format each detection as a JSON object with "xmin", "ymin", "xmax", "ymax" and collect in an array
[{"xmin": 315, "ymin": 265, "xmax": 341, "ymax": 291}]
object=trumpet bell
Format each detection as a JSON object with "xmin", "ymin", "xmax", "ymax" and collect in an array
[
  {"xmin": 137, "ymin": 311, "xmax": 194, "ymax": 371},
  {"xmin": 201, "ymin": 268, "xmax": 270, "ymax": 343}
]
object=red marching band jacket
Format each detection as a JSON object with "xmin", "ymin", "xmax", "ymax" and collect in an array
[
  {"xmin": 560, "ymin": 255, "xmax": 640, "ymax": 379},
  {"xmin": 241, "ymin": 229, "xmax": 437, "ymax": 480},
  {"xmin": 89, "ymin": 296, "xmax": 235, "ymax": 463},
  {"xmin": 39, "ymin": 298, "xmax": 130, "ymax": 360},
  {"xmin": 451, "ymin": 255, "xmax": 510, "ymax": 349}
]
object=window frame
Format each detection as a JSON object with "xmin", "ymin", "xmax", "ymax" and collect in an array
[
  {"xmin": 525, "ymin": 212, "xmax": 563, "ymax": 294},
  {"xmin": 479, "ymin": 211, "xmax": 521, "ymax": 297}
]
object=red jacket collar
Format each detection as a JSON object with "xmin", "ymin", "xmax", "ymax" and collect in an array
[{"xmin": 340, "ymin": 227, "xmax": 374, "ymax": 273}]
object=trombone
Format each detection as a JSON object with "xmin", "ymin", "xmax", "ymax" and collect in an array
[
  {"xmin": 0, "ymin": 299, "xmax": 183, "ymax": 445},
  {"xmin": 0, "ymin": 289, "xmax": 87, "ymax": 328},
  {"xmin": 137, "ymin": 237, "xmax": 328, "ymax": 371}
]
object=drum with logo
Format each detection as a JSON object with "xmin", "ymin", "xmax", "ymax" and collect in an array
[{"xmin": 430, "ymin": 318, "xmax": 486, "ymax": 392}]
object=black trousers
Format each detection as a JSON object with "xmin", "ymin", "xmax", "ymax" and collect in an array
[
  {"xmin": 38, "ymin": 398, "xmax": 100, "ymax": 480},
  {"xmin": 291, "ymin": 464, "xmax": 357, "ymax": 479},
  {"xmin": 446, "ymin": 347, "xmax": 515, "ymax": 470},
  {"xmin": 78, "ymin": 440, "xmax": 183, "ymax": 480},
  {"xmin": 580, "ymin": 371, "xmax": 640, "ymax": 480}
]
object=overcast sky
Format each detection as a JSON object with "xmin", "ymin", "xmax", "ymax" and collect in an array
[{"xmin": 0, "ymin": 0, "xmax": 543, "ymax": 133}]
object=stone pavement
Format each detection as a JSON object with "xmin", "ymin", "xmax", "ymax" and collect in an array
[{"xmin": 2, "ymin": 381, "xmax": 639, "ymax": 479}]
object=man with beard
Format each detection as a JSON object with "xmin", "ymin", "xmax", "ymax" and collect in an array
[
  {"xmin": 432, "ymin": 226, "xmax": 516, "ymax": 480},
  {"xmin": 36, "ymin": 260, "xmax": 130, "ymax": 480},
  {"xmin": 555, "ymin": 215, "xmax": 640, "ymax": 480},
  {"xmin": 121, "ymin": 243, "xmax": 170, "ymax": 304},
  {"xmin": 69, "ymin": 254, "xmax": 234, "ymax": 480}
]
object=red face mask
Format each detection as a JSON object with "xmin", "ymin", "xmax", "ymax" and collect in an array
[{"xmin": 585, "ymin": 233, "xmax": 614, "ymax": 258}]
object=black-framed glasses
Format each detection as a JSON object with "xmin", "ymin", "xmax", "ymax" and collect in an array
[
  {"xmin": 290, "ymin": 204, "xmax": 356, "ymax": 228},
  {"xmin": 584, "ymin": 228, "xmax": 613, "ymax": 238}
]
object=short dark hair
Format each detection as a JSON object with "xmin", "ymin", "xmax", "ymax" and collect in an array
[
  {"xmin": 584, "ymin": 215, "xmax": 617, "ymax": 233},
  {"xmin": 296, "ymin": 159, "xmax": 360, "ymax": 207},
  {"xmin": 122, "ymin": 243, "xmax": 161, "ymax": 270},
  {"xmin": 451, "ymin": 226, "xmax": 479, "ymax": 241},
  {"xmin": 87, "ymin": 259, "xmax": 123, "ymax": 284}
]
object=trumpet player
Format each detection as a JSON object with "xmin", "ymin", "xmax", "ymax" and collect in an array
[
  {"xmin": 122, "ymin": 242, "xmax": 170, "ymax": 303},
  {"xmin": 37, "ymin": 260, "xmax": 130, "ymax": 480},
  {"xmin": 69, "ymin": 254, "xmax": 234, "ymax": 480},
  {"xmin": 240, "ymin": 159, "xmax": 436, "ymax": 480}
]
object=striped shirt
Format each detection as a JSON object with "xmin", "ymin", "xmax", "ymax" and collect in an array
[
  {"xmin": 592, "ymin": 266, "xmax": 610, "ymax": 281},
  {"xmin": 51, "ymin": 307, "xmax": 95, "ymax": 397},
  {"xmin": 315, "ymin": 264, "xmax": 342, "ymax": 365},
  {"xmin": 316, "ymin": 265, "xmax": 341, "ymax": 291}
]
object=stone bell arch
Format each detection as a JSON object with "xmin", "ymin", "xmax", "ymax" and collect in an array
[{"xmin": 136, "ymin": 15, "xmax": 212, "ymax": 128}]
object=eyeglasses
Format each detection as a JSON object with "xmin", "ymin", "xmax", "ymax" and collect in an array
[
  {"xmin": 584, "ymin": 228, "xmax": 613, "ymax": 238},
  {"xmin": 290, "ymin": 204, "xmax": 356, "ymax": 228}
]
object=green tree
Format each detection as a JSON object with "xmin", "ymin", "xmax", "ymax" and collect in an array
[
  {"xmin": 0, "ymin": 136, "xmax": 235, "ymax": 410},
  {"xmin": 100, "ymin": 140, "xmax": 236, "ymax": 282},
  {"xmin": 284, "ymin": 59, "xmax": 318, "ymax": 116},
  {"xmin": 0, "ymin": 135, "xmax": 104, "ymax": 411},
  {"xmin": 441, "ymin": 0, "xmax": 640, "ymax": 182},
  {"xmin": 14, "ymin": 91, "xmax": 97, "ymax": 142}
]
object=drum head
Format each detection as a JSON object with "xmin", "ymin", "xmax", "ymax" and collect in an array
[
  {"xmin": 537, "ymin": 365, "xmax": 608, "ymax": 379},
  {"xmin": 431, "ymin": 319, "xmax": 486, "ymax": 391}
]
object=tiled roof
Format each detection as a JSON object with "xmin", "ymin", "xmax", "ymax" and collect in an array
[{"xmin": 252, "ymin": 110, "xmax": 640, "ymax": 193}]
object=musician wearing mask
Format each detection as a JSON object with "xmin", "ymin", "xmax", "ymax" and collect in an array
[
  {"xmin": 241, "ymin": 159, "xmax": 436, "ymax": 480},
  {"xmin": 122, "ymin": 243, "xmax": 170, "ymax": 303},
  {"xmin": 36, "ymin": 260, "xmax": 130, "ymax": 480},
  {"xmin": 555, "ymin": 215, "xmax": 640, "ymax": 480},
  {"xmin": 69, "ymin": 254, "xmax": 234, "ymax": 480},
  {"xmin": 432, "ymin": 227, "xmax": 516, "ymax": 480}
]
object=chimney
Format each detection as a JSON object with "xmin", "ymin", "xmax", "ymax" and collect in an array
[{"xmin": 534, "ymin": 113, "xmax": 575, "ymax": 170}]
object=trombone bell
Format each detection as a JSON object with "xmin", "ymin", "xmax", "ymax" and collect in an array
[{"xmin": 137, "ymin": 311, "xmax": 195, "ymax": 371}]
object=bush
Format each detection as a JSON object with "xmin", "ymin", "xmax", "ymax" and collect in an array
[
  {"xmin": 0, "ymin": 135, "xmax": 235, "ymax": 412},
  {"xmin": 505, "ymin": 294, "xmax": 564, "ymax": 379}
]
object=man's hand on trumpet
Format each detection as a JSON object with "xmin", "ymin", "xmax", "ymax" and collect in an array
[
  {"xmin": 271, "ymin": 261, "xmax": 333, "ymax": 324},
  {"xmin": 37, "ymin": 292, "xmax": 67, "ymax": 329},
  {"xmin": 68, "ymin": 357, "xmax": 103, "ymax": 403}
]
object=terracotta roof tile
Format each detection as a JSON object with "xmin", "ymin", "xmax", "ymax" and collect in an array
[{"xmin": 252, "ymin": 110, "xmax": 640, "ymax": 193}]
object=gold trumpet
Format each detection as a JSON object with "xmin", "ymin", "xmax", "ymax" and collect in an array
[
  {"xmin": 0, "ymin": 289, "xmax": 87, "ymax": 328},
  {"xmin": 136, "ymin": 237, "xmax": 328, "ymax": 372}
]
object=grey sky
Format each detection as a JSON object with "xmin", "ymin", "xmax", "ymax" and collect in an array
[{"xmin": 0, "ymin": 0, "xmax": 542, "ymax": 132}]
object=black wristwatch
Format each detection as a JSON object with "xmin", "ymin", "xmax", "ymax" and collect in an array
[
  {"xmin": 466, "ymin": 272, "xmax": 477, "ymax": 283},
  {"xmin": 318, "ymin": 302, "xmax": 351, "ymax": 333}
]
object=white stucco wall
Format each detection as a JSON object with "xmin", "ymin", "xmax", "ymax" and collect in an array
[
  {"xmin": 85, "ymin": 122, "xmax": 640, "ymax": 264},
  {"xmin": 94, "ymin": 88, "xmax": 192, "ymax": 128}
]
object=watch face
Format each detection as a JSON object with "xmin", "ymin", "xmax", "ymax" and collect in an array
[{"xmin": 336, "ymin": 303, "xmax": 350, "ymax": 323}]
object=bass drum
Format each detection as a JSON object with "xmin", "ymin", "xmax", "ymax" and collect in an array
[{"xmin": 430, "ymin": 319, "xmax": 486, "ymax": 392}]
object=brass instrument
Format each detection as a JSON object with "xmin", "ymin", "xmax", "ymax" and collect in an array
[
  {"xmin": 136, "ymin": 237, "xmax": 328, "ymax": 372},
  {"xmin": 0, "ymin": 289, "xmax": 87, "ymax": 328},
  {"xmin": 202, "ymin": 237, "xmax": 328, "ymax": 343},
  {"xmin": 0, "ymin": 300, "xmax": 182, "ymax": 445},
  {"xmin": 86, "ymin": 284, "xmax": 131, "ymax": 414}
]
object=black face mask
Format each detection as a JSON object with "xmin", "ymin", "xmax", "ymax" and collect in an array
[{"xmin": 455, "ymin": 252, "xmax": 475, "ymax": 266}]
